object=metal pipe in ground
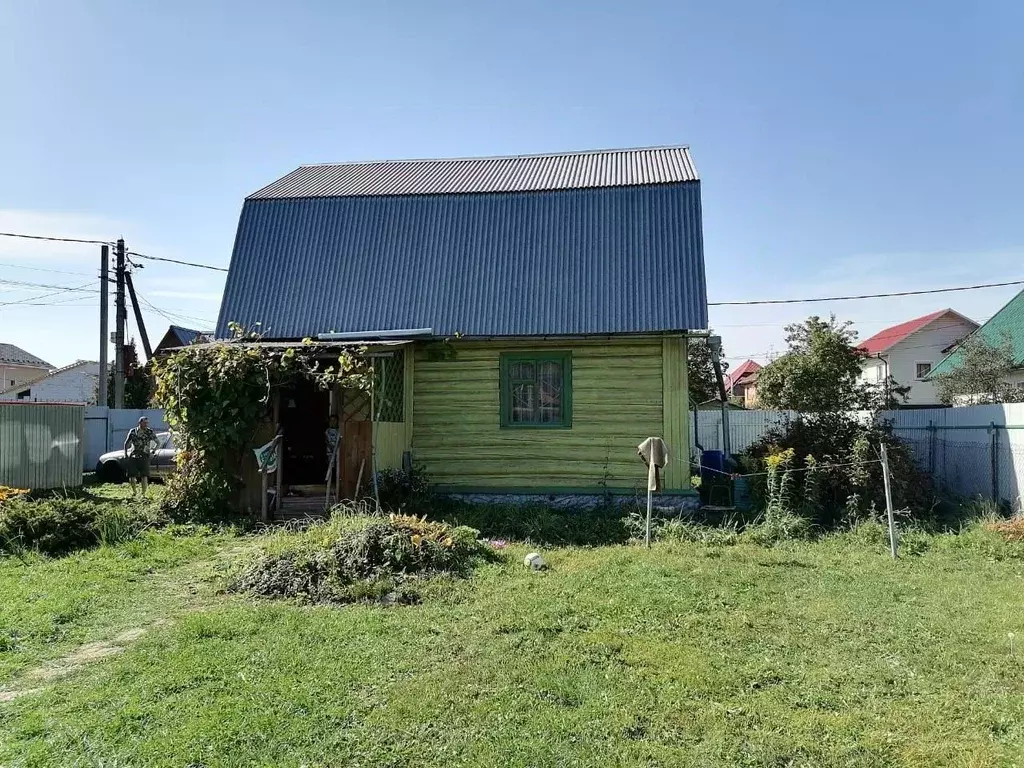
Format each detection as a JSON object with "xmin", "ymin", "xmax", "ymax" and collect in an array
[{"xmin": 880, "ymin": 442, "xmax": 898, "ymax": 559}]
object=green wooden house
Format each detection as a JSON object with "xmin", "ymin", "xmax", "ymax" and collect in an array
[{"xmin": 217, "ymin": 146, "xmax": 708, "ymax": 504}]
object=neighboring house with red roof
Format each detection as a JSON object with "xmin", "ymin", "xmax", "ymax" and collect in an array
[
  {"xmin": 858, "ymin": 309, "xmax": 978, "ymax": 405},
  {"xmin": 724, "ymin": 359, "xmax": 761, "ymax": 408}
]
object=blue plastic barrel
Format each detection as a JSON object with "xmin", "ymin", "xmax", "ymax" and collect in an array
[
  {"xmin": 701, "ymin": 450, "xmax": 726, "ymax": 475},
  {"xmin": 700, "ymin": 450, "xmax": 726, "ymax": 489},
  {"xmin": 733, "ymin": 476, "xmax": 752, "ymax": 511}
]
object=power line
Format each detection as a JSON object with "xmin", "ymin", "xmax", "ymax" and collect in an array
[
  {"xmin": 0, "ymin": 280, "xmax": 97, "ymax": 307},
  {"xmin": 713, "ymin": 316, "xmax": 994, "ymax": 329},
  {"xmin": 0, "ymin": 277, "xmax": 99, "ymax": 293},
  {"xmin": 136, "ymin": 291, "xmax": 216, "ymax": 327},
  {"xmin": 708, "ymin": 279, "xmax": 1024, "ymax": 306},
  {"xmin": 127, "ymin": 251, "xmax": 228, "ymax": 273},
  {"xmin": 1, "ymin": 284, "xmax": 95, "ymax": 307},
  {"xmin": 0, "ymin": 231, "xmax": 110, "ymax": 246},
  {"xmin": 0, "ymin": 261, "xmax": 95, "ymax": 278},
  {"xmin": 1, "ymin": 296, "xmax": 96, "ymax": 308},
  {"xmin": 0, "ymin": 230, "xmax": 226, "ymax": 272}
]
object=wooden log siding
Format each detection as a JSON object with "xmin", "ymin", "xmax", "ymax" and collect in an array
[{"xmin": 412, "ymin": 337, "xmax": 690, "ymax": 492}]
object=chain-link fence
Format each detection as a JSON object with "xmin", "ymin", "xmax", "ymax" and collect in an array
[
  {"xmin": 894, "ymin": 426, "xmax": 1022, "ymax": 506},
  {"xmin": 888, "ymin": 404, "xmax": 1024, "ymax": 510}
]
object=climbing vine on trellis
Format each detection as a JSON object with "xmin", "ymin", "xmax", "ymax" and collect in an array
[{"xmin": 152, "ymin": 324, "xmax": 371, "ymax": 519}]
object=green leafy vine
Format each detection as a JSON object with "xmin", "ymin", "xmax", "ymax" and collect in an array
[{"xmin": 152, "ymin": 324, "xmax": 371, "ymax": 519}]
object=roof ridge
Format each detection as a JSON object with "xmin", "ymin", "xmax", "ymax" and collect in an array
[
  {"xmin": 0, "ymin": 342, "xmax": 52, "ymax": 367},
  {"xmin": 0, "ymin": 359, "xmax": 98, "ymax": 396},
  {"xmin": 250, "ymin": 146, "xmax": 699, "ymax": 200},
  {"xmin": 297, "ymin": 145, "xmax": 692, "ymax": 170},
  {"xmin": 858, "ymin": 308, "xmax": 978, "ymax": 355}
]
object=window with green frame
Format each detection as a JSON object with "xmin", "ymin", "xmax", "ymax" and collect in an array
[{"xmin": 499, "ymin": 352, "xmax": 572, "ymax": 428}]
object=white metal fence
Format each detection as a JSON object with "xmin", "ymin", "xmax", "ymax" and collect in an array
[
  {"xmin": 691, "ymin": 409, "xmax": 799, "ymax": 455},
  {"xmin": 83, "ymin": 407, "xmax": 167, "ymax": 471},
  {"xmin": 691, "ymin": 404, "xmax": 1024, "ymax": 509}
]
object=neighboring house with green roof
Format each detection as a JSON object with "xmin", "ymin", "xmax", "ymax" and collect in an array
[{"xmin": 927, "ymin": 288, "xmax": 1024, "ymax": 390}]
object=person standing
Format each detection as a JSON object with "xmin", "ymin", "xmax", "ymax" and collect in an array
[{"xmin": 124, "ymin": 416, "xmax": 157, "ymax": 497}]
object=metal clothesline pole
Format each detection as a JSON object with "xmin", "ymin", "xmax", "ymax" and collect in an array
[{"xmin": 880, "ymin": 442, "xmax": 898, "ymax": 559}]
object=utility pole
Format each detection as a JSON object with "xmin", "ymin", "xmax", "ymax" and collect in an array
[
  {"xmin": 114, "ymin": 238, "xmax": 126, "ymax": 408},
  {"xmin": 124, "ymin": 271, "xmax": 152, "ymax": 360},
  {"xmin": 708, "ymin": 335, "xmax": 732, "ymax": 457},
  {"xmin": 98, "ymin": 244, "xmax": 109, "ymax": 407}
]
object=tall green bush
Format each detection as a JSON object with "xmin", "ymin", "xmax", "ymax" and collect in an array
[{"xmin": 746, "ymin": 413, "xmax": 935, "ymax": 528}]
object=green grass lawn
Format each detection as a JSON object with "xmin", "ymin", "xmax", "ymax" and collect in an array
[{"xmin": 1, "ymin": 514, "xmax": 1023, "ymax": 767}]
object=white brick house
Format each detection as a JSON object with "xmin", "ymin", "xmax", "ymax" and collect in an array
[{"xmin": 0, "ymin": 360, "xmax": 100, "ymax": 404}]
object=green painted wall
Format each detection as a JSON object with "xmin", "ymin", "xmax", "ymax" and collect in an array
[
  {"xmin": 373, "ymin": 422, "xmax": 406, "ymax": 470},
  {"xmin": 412, "ymin": 336, "xmax": 691, "ymax": 493}
]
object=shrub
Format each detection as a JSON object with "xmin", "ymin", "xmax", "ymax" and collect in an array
[
  {"xmin": 374, "ymin": 467, "xmax": 433, "ymax": 511},
  {"xmin": 0, "ymin": 495, "xmax": 162, "ymax": 557},
  {"xmin": 229, "ymin": 514, "xmax": 489, "ymax": 605},
  {"xmin": 435, "ymin": 500, "xmax": 630, "ymax": 546},
  {"xmin": 153, "ymin": 327, "xmax": 373, "ymax": 519},
  {"xmin": 0, "ymin": 497, "xmax": 99, "ymax": 557},
  {"xmin": 657, "ymin": 519, "xmax": 740, "ymax": 547},
  {"xmin": 744, "ymin": 510, "xmax": 813, "ymax": 546},
  {"xmin": 746, "ymin": 413, "xmax": 936, "ymax": 528}
]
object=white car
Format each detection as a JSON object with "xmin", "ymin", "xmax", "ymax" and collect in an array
[{"xmin": 95, "ymin": 431, "xmax": 179, "ymax": 482}]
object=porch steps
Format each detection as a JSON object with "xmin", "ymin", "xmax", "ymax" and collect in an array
[{"xmin": 275, "ymin": 485, "xmax": 330, "ymax": 522}]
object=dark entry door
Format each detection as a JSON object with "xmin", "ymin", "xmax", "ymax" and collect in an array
[{"xmin": 279, "ymin": 380, "xmax": 330, "ymax": 486}]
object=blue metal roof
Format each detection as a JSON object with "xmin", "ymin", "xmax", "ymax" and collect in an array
[
  {"xmin": 217, "ymin": 154, "xmax": 707, "ymax": 339},
  {"xmin": 169, "ymin": 326, "xmax": 205, "ymax": 346}
]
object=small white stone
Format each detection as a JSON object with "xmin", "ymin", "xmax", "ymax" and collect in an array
[{"xmin": 524, "ymin": 552, "xmax": 546, "ymax": 570}]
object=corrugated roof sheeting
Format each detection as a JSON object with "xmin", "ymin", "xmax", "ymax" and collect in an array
[
  {"xmin": 251, "ymin": 147, "xmax": 698, "ymax": 199},
  {"xmin": 0, "ymin": 403, "xmax": 84, "ymax": 489},
  {"xmin": 929, "ymin": 289, "xmax": 1024, "ymax": 377},
  {"xmin": 217, "ymin": 183, "xmax": 707, "ymax": 339},
  {"xmin": 170, "ymin": 326, "xmax": 204, "ymax": 345},
  {"xmin": 0, "ymin": 343, "xmax": 51, "ymax": 368}
]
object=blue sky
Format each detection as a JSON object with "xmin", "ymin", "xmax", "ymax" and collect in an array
[{"xmin": 1, "ymin": 0, "xmax": 1022, "ymax": 369}]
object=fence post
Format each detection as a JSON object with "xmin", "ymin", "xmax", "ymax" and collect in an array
[
  {"xmin": 990, "ymin": 422, "xmax": 999, "ymax": 502},
  {"xmin": 927, "ymin": 420, "xmax": 936, "ymax": 478},
  {"xmin": 880, "ymin": 443, "xmax": 898, "ymax": 559}
]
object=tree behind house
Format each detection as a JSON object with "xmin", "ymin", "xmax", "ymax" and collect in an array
[
  {"xmin": 756, "ymin": 315, "xmax": 909, "ymax": 412},
  {"xmin": 106, "ymin": 339, "xmax": 155, "ymax": 409},
  {"xmin": 687, "ymin": 333, "xmax": 728, "ymax": 404},
  {"xmin": 933, "ymin": 334, "xmax": 1024, "ymax": 404}
]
